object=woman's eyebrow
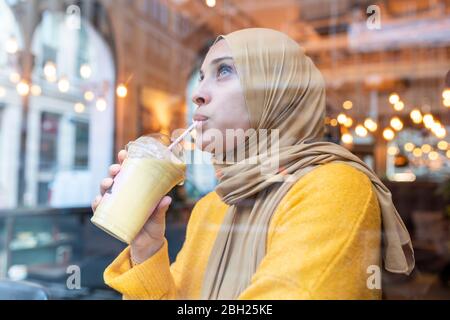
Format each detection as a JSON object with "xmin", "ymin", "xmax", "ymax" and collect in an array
[{"xmin": 200, "ymin": 56, "xmax": 234, "ymax": 75}]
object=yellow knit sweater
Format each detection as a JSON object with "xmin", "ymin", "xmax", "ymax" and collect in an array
[{"xmin": 104, "ymin": 162, "xmax": 382, "ymax": 299}]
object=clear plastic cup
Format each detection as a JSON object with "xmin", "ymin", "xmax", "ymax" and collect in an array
[{"xmin": 91, "ymin": 133, "xmax": 186, "ymax": 244}]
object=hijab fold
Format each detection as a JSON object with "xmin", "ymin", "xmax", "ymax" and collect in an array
[{"xmin": 200, "ymin": 28, "xmax": 414, "ymax": 300}]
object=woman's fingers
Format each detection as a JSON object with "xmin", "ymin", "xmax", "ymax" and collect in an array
[
  {"xmin": 118, "ymin": 150, "xmax": 127, "ymax": 165},
  {"xmin": 92, "ymin": 195, "xmax": 102, "ymax": 212},
  {"xmin": 100, "ymin": 177, "xmax": 114, "ymax": 195},
  {"xmin": 151, "ymin": 196, "xmax": 172, "ymax": 225},
  {"xmin": 109, "ymin": 164, "xmax": 121, "ymax": 177}
]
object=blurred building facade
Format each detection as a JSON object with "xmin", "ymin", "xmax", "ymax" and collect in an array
[{"xmin": 0, "ymin": 0, "xmax": 449, "ymax": 299}]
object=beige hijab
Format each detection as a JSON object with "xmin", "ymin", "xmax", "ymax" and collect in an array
[{"xmin": 200, "ymin": 28, "xmax": 414, "ymax": 300}]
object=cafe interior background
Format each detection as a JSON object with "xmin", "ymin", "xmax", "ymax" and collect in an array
[{"xmin": 0, "ymin": 0, "xmax": 449, "ymax": 300}]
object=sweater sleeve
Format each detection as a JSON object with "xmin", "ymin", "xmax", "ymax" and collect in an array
[
  {"xmin": 237, "ymin": 163, "xmax": 382, "ymax": 300},
  {"xmin": 103, "ymin": 194, "xmax": 211, "ymax": 300}
]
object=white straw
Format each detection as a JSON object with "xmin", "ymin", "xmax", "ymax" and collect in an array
[{"xmin": 168, "ymin": 121, "xmax": 199, "ymax": 151}]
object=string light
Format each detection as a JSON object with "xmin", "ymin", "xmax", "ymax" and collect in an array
[
  {"xmin": 84, "ymin": 91, "xmax": 95, "ymax": 101},
  {"xmin": 337, "ymin": 113, "xmax": 347, "ymax": 125},
  {"xmin": 0, "ymin": 86, "xmax": 5, "ymax": 98},
  {"xmin": 44, "ymin": 61, "xmax": 57, "ymax": 82},
  {"xmin": 58, "ymin": 77, "xmax": 70, "ymax": 93},
  {"xmin": 116, "ymin": 84, "xmax": 128, "ymax": 98},
  {"xmin": 387, "ymin": 146, "xmax": 399, "ymax": 156},
  {"xmin": 437, "ymin": 141, "xmax": 448, "ymax": 151},
  {"xmin": 444, "ymin": 99, "xmax": 450, "ymax": 108},
  {"xmin": 423, "ymin": 114, "xmax": 434, "ymax": 129},
  {"xmin": 6, "ymin": 36, "xmax": 18, "ymax": 54},
  {"xmin": 447, "ymin": 150, "xmax": 450, "ymax": 159},
  {"xmin": 80, "ymin": 64, "xmax": 92, "ymax": 79},
  {"xmin": 428, "ymin": 151, "xmax": 439, "ymax": 161},
  {"xmin": 383, "ymin": 128, "xmax": 395, "ymax": 141},
  {"xmin": 330, "ymin": 119, "xmax": 338, "ymax": 127},
  {"xmin": 343, "ymin": 117, "xmax": 353, "ymax": 128},
  {"xmin": 355, "ymin": 125, "xmax": 368, "ymax": 137},
  {"xmin": 390, "ymin": 117, "xmax": 403, "ymax": 131},
  {"xmin": 389, "ymin": 93, "xmax": 400, "ymax": 104},
  {"xmin": 341, "ymin": 133, "xmax": 353, "ymax": 144},
  {"xmin": 9, "ymin": 72, "xmax": 20, "ymax": 84},
  {"xmin": 404, "ymin": 142, "xmax": 415, "ymax": 152},
  {"xmin": 205, "ymin": 0, "xmax": 216, "ymax": 7},
  {"xmin": 413, "ymin": 148, "xmax": 423, "ymax": 157},
  {"xmin": 410, "ymin": 109, "xmax": 422, "ymax": 124},
  {"xmin": 74, "ymin": 102, "xmax": 86, "ymax": 113},
  {"xmin": 364, "ymin": 118, "xmax": 377, "ymax": 132},
  {"xmin": 16, "ymin": 80, "xmax": 30, "ymax": 96},
  {"xmin": 30, "ymin": 85, "xmax": 42, "ymax": 96},
  {"xmin": 393, "ymin": 101, "xmax": 404, "ymax": 111},
  {"xmin": 435, "ymin": 127, "xmax": 446, "ymax": 139},
  {"xmin": 342, "ymin": 100, "xmax": 353, "ymax": 110},
  {"xmin": 421, "ymin": 144, "xmax": 431, "ymax": 154},
  {"xmin": 96, "ymin": 98, "xmax": 107, "ymax": 111},
  {"xmin": 442, "ymin": 89, "xmax": 450, "ymax": 100}
]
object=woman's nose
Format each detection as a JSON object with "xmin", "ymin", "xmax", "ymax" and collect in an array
[{"xmin": 192, "ymin": 88, "xmax": 211, "ymax": 107}]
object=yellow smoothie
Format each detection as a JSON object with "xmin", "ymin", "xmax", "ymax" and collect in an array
[{"xmin": 91, "ymin": 157, "xmax": 186, "ymax": 244}]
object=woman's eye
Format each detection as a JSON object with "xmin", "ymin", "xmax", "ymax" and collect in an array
[{"xmin": 217, "ymin": 64, "xmax": 232, "ymax": 78}]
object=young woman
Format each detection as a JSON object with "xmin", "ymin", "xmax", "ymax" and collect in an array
[{"xmin": 92, "ymin": 28, "xmax": 414, "ymax": 300}]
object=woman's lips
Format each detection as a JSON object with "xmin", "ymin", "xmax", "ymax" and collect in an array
[
  {"xmin": 193, "ymin": 115, "xmax": 209, "ymax": 129},
  {"xmin": 193, "ymin": 115, "xmax": 209, "ymax": 121}
]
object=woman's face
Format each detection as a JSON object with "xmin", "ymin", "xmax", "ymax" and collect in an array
[{"xmin": 192, "ymin": 39, "xmax": 251, "ymax": 154}]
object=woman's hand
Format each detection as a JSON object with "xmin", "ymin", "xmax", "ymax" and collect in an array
[{"xmin": 91, "ymin": 149, "xmax": 172, "ymax": 264}]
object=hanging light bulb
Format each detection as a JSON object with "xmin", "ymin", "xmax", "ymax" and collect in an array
[
  {"xmin": 413, "ymin": 148, "xmax": 423, "ymax": 157},
  {"xmin": 437, "ymin": 141, "xmax": 448, "ymax": 151},
  {"xmin": 442, "ymin": 89, "xmax": 450, "ymax": 100},
  {"xmin": 443, "ymin": 99, "xmax": 450, "ymax": 108},
  {"xmin": 58, "ymin": 77, "xmax": 70, "ymax": 93},
  {"xmin": 344, "ymin": 117, "xmax": 353, "ymax": 128},
  {"xmin": 410, "ymin": 109, "xmax": 422, "ymax": 124},
  {"xmin": 9, "ymin": 72, "xmax": 20, "ymax": 84},
  {"xmin": 337, "ymin": 113, "xmax": 347, "ymax": 125},
  {"xmin": 404, "ymin": 142, "xmax": 415, "ymax": 152},
  {"xmin": 341, "ymin": 133, "xmax": 353, "ymax": 144},
  {"xmin": 116, "ymin": 84, "xmax": 128, "ymax": 98},
  {"xmin": 389, "ymin": 93, "xmax": 400, "ymax": 104},
  {"xmin": 423, "ymin": 114, "xmax": 434, "ymax": 129},
  {"xmin": 364, "ymin": 118, "xmax": 378, "ymax": 132},
  {"xmin": 6, "ymin": 36, "xmax": 18, "ymax": 54},
  {"xmin": 393, "ymin": 101, "xmax": 404, "ymax": 111},
  {"xmin": 383, "ymin": 128, "xmax": 395, "ymax": 141},
  {"xmin": 342, "ymin": 100, "xmax": 353, "ymax": 110},
  {"xmin": 30, "ymin": 85, "xmax": 42, "ymax": 96},
  {"xmin": 74, "ymin": 102, "xmax": 86, "ymax": 113},
  {"xmin": 84, "ymin": 91, "xmax": 95, "ymax": 101},
  {"xmin": 205, "ymin": 0, "xmax": 216, "ymax": 7},
  {"xmin": 355, "ymin": 125, "xmax": 368, "ymax": 137},
  {"xmin": 16, "ymin": 80, "xmax": 30, "ymax": 96},
  {"xmin": 96, "ymin": 98, "xmax": 107, "ymax": 111},
  {"xmin": 387, "ymin": 146, "xmax": 399, "ymax": 156},
  {"xmin": 435, "ymin": 127, "xmax": 446, "ymax": 139},
  {"xmin": 330, "ymin": 119, "xmax": 338, "ymax": 127},
  {"xmin": 0, "ymin": 86, "xmax": 5, "ymax": 98},
  {"xmin": 390, "ymin": 117, "xmax": 403, "ymax": 131},
  {"xmin": 428, "ymin": 151, "xmax": 439, "ymax": 161},
  {"xmin": 421, "ymin": 144, "xmax": 432, "ymax": 154},
  {"xmin": 80, "ymin": 64, "xmax": 92, "ymax": 79},
  {"xmin": 44, "ymin": 61, "xmax": 57, "ymax": 82}
]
